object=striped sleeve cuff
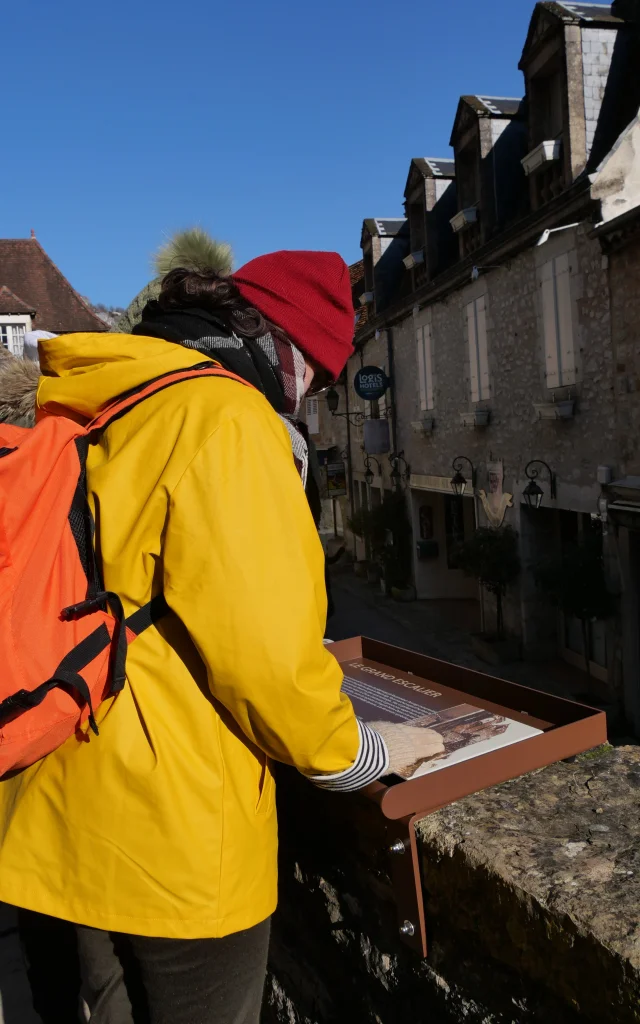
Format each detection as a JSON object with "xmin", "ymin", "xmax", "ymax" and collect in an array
[{"xmin": 303, "ymin": 720, "xmax": 390, "ymax": 792}]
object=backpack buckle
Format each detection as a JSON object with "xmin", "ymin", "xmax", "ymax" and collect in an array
[{"xmin": 61, "ymin": 593, "xmax": 108, "ymax": 621}]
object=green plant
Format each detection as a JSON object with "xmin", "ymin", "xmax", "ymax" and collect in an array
[
  {"xmin": 534, "ymin": 535, "xmax": 615, "ymax": 678},
  {"xmin": 456, "ymin": 526, "xmax": 521, "ymax": 641},
  {"xmin": 347, "ymin": 493, "xmax": 412, "ymax": 589}
]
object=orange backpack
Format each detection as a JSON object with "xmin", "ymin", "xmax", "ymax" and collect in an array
[{"xmin": 0, "ymin": 363, "xmax": 250, "ymax": 775}]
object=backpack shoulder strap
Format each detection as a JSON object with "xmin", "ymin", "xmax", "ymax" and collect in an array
[{"xmin": 87, "ymin": 363, "xmax": 254, "ymax": 434}]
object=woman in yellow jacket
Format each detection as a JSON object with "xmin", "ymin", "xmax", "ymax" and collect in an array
[{"xmin": 0, "ymin": 251, "xmax": 442, "ymax": 1024}]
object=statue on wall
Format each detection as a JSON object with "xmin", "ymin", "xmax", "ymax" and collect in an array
[{"xmin": 478, "ymin": 461, "xmax": 513, "ymax": 528}]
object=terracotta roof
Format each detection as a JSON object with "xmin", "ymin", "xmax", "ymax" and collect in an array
[
  {"xmin": 349, "ymin": 260, "xmax": 364, "ymax": 288},
  {"xmin": 349, "ymin": 261, "xmax": 370, "ymax": 333},
  {"xmin": 0, "ymin": 238, "xmax": 107, "ymax": 333},
  {"xmin": 0, "ymin": 285, "xmax": 35, "ymax": 315}
]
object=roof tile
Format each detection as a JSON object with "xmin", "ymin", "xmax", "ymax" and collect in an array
[
  {"xmin": 0, "ymin": 239, "xmax": 107, "ymax": 333},
  {"xmin": 0, "ymin": 285, "xmax": 36, "ymax": 315}
]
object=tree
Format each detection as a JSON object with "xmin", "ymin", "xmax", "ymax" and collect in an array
[
  {"xmin": 534, "ymin": 534, "xmax": 615, "ymax": 678},
  {"xmin": 347, "ymin": 492, "xmax": 412, "ymax": 589},
  {"xmin": 456, "ymin": 526, "xmax": 521, "ymax": 640}
]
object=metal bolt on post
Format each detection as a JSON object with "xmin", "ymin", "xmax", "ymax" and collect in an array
[{"xmin": 389, "ymin": 840, "xmax": 406, "ymax": 855}]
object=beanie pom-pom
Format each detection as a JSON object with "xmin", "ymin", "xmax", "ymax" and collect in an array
[{"xmin": 154, "ymin": 228, "xmax": 234, "ymax": 278}]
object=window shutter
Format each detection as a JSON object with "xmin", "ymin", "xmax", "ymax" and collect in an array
[
  {"xmin": 541, "ymin": 258, "xmax": 560, "ymax": 389},
  {"xmin": 466, "ymin": 301, "xmax": 480, "ymax": 403},
  {"xmin": 306, "ymin": 398, "xmax": 319, "ymax": 435},
  {"xmin": 554, "ymin": 252, "xmax": 576, "ymax": 386},
  {"xmin": 424, "ymin": 324, "xmax": 434, "ymax": 410},
  {"xmin": 475, "ymin": 296, "xmax": 490, "ymax": 400},
  {"xmin": 416, "ymin": 328, "xmax": 427, "ymax": 411}
]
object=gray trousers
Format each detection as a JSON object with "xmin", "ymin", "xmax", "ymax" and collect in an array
[
  {"xmin": 15, "ymin": 907, "xmax": 270, "ymax": 1024},
  {"xmin": 76, "ymin": 920, "xmax": 270, "ymax": 1024}
]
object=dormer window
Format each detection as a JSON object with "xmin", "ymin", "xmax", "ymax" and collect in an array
[
  {"xmin": 531, "ymin": 56, "xmax": 564, "ymax": 146},
  {"xmin": 456, "ymin": 143, "xmax": 480, "ymax": 210},
  {"xmin": 0, "ymin": 319, "xmax": 29, "ymax": 357},
  {"xmin": 452, "ymin": 142, "xmax": 482, "ymax": 257},
  {"xmin": 363, "ymin": 242, "xmax": 374, "ymax": 296},
  {"xmin": 408, "ymin": 200, "xmax": 426, "ymax": 254},
  {"xmin": 519, "ymin": 2, "xmax": 622, "ymax": 209},
  {"xmin": 404, "ymin": 158, "xmax": 457, "ymax": 281},
  {"xmin": 523, "ymin": 52, "xmax": 566, "ymax": 208}
]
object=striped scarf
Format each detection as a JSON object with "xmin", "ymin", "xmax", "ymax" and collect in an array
[{"xmin": 132, "ymin": 305, "xmax": 309, "ymax": 485}]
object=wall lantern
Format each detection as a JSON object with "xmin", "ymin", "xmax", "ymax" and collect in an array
[
  {"xmin": 325, "ymin": 387, "xmax": 365, "ymax": 426},
  {"xmin": 389, "ymin": 451, "xmax": 411, "ymax": 486},
  {"xmin": 363, "ymin": 450, "xmax": 382, "ymax": 486},
  {"xmin": 523, "ymin": 460, "xmax": 556, "ymax": 509},
  {"xmin": 450, "ymin": 456, "xmax": 476, "ymax": 496},
  {"xmin": 326, "ymin": 387, "xmax": 339, "ymax": 413}
]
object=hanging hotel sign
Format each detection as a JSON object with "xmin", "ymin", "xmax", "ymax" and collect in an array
[{"xmin": 354, "ymin": 366, "xmax": 390, "ymax": 402}]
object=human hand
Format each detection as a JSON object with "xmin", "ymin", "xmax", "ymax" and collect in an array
[{"xmin": 368, "ymin": 720, "xmax": 445, "ymax": 776}]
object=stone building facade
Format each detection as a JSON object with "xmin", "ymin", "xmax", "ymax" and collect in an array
[{"xmin": 330, "ymin": 1, "xmax": 640, "ymax": 727}]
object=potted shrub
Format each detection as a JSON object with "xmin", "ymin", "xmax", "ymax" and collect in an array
[
  {"xmin": 456, "ymin": 525, "xmax": 522, "ymax": 664},
  {"xmin": 347, "ymin": 506, "xmax": 373, "ymax": 577},
  {"xmin": 377, "ymin": 493, "xmax": 413, "ymax": 598},
  {"xmin": 534, "ymin": 534, "xmax": 615, "ymax": 681},
  {"xmin": 347, "ymin": 494, "xmax": 413, "ymax": 595}
]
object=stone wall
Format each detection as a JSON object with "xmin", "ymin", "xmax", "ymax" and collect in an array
[
  {"xmin": 582, "ymin": 28, "xmax": 618, "ymax": 158},
  {"xmin": 609, "ymin": 233, "xmax": 640, "ymax": 476},
  {"xmin": 264, "ymin": 744, "xmax": 640, "ymax": 1024},
  {"xmin": 343, "ymin": 222, "xmax": 619, "ymax": 656},
  {"xmin": 389, "ymin": 222, "xmax": 615, "ymax": 506}
]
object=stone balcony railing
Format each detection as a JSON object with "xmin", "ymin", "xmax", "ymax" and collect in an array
[{"xmin": 264, "ymin": 744, "xmax": 640, "ymax": 1023}]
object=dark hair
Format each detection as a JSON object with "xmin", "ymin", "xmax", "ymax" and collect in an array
[{"xmin": 158, "ymin": 267, "xmax": 279, "ymax": 342}]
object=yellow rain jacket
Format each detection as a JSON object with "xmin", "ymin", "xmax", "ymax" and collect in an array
[{"xmin": 0, "ymin": 333, "xmax": 359, "ymax": 938}]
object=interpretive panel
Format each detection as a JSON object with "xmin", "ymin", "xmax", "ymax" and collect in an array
[{"xmin": 342, "ymin": 658, "xmax": 543, "ymax": 780}]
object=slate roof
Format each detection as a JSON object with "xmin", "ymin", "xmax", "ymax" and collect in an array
[
  {"xmin": 467, "ymin": 96, "xmax": 523, "ymax": 118},
  {"xmin": 412, "ymin": 158, "xmax": 456, "ymax": 179},
  {"xmin": 0, "ymin": 285, "xmax": 35, "ymax": 315},
  {"xmin": 550, "ymin": 2, "xmax": 623, "ymax": 23},
  {"xmin": 363, "ymin": 218, "xmax": 409, "ymax": 238},
  {"xmin": 0, "ymin": 238, "xmax": 106, "ymax": 333},
  {"xmin": 520, "ymin": 4, "xmax": 623, "ymax": 70},
  {"xmin": 450, "ymin": 96, "xmax": 524, "ymax": 146}
]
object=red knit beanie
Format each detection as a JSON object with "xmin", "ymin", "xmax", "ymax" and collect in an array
[{"xmin": 233, "ymin": 251, "xmax": 354, "ymax": 380}]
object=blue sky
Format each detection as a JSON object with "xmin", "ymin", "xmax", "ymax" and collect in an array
[{"xmin": 4, "ymin": 0, "xmax": 534, "ymax": 306}]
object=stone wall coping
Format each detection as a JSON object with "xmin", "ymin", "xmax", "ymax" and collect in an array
[{"xmin": 417, "ymin": 744, "xmax": 640, "ymax": 969}]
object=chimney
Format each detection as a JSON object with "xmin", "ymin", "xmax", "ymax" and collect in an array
[
  {"xmin": 612, "ymin": 0, "xmax": 640, "ymax": 22},
  {"xmin": 30, "ymin": 228, "xmax": 36, "ymax": 238}
]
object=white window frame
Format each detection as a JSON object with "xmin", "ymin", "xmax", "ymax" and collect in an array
[
  {"xmin": 305, "ymin": 398, "xmax": 320, "ymax": 436},
  {"xmin": 539, "ymin": 251, "xmax": 579, "ymax": 389},
  {"xmin": 465, "ymin": 296, "xmax": 490, "ymax": 402},
  {"xmin": 0, "ymin": 315, "xmax": 31, "ymax": 357},
  {"xmin": 416, "ymin": 324, "xmax": 434, "ymax": 411}
]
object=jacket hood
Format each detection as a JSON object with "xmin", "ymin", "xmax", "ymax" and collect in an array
[
  {"xmin": 37, "ymin": 332, "xmax": 211, "ymax": 421},
  {"xmin": 0, "ymin": 353, "xmax": 41, "ymax": 427}
]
